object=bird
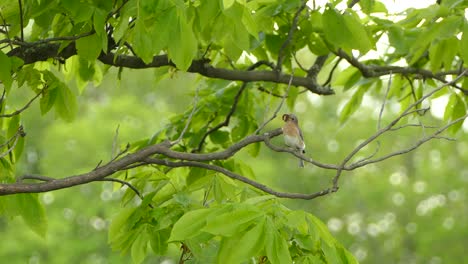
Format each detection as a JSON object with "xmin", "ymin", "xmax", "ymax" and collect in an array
[{"xmin": 282, "ymin": 113, "xmax": 306, "ymax": 167}]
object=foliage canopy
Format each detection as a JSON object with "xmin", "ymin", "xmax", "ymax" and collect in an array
[{"xmin": 0, "ymin": 0, "xmax": 467, "ymax": 263}]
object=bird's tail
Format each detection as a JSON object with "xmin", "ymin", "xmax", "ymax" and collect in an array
[{"xmin": 298, "ymin": 158, "xmax": 304, "ymax": 168}]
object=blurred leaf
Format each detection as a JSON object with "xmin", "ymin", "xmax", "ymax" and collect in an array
[
  {"xmin": 55, "ymin": 84, "xmax": 78, "ymax": 122},
  {"xmin": 461, "ymin": 21, "xmax": 468, "ymax": 63},
  {"xmin": 17, "ymin": 194, "xmax": 48, "ymax": 238},
  {"xmin": 339, "ymin": 86, "xmax": 367, "ymax": 123},
  {"xmin": 0, "ymin": 50, "xmax": 12, "ymax": 91}
]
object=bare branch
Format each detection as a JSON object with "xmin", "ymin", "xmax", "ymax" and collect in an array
[
  {"xmin": 331, "ymin": 71, "xmax": 467, "ymax": 189},
  {"xmin": 378, "ymin": 73, "xmax": 392, "ymax": 129},
  {"xmin": 347, "ymin": 114, "xmax": 468, "ymax": 170}
]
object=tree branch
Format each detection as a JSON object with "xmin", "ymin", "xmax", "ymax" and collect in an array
[
  {"xmin": 335, "ymin": 49, "xmax": 468, "ymax": 94},
  {"xmin": 6, "ymin": 43, "xmax": 334, "ymax": 95}
]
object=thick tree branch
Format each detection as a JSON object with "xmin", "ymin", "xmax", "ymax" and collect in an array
[
  {"xmin": 0, "ymin": 130, "xmax": 281, "ymax": 195},
  {"xmin": 6, "ymin": 43, "xmax": 334, "ymax": 95}
]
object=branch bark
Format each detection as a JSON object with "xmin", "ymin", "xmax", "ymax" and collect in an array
[{"xmin": 6, "ymin": 43, "xmax": 334, "ymax": 95}]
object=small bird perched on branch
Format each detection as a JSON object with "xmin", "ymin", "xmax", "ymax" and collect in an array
[{"xmin": 282, "ymin": 113, "xmax": 306, "ymax": 167}]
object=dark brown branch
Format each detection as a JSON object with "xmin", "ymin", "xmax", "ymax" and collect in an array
[
  {"xmin": 6, "ymin": 43, "xmax": 333, "ymax": 95},
  {"xmin": 322, "ymin": 57, "xmax": 342, "ymax": 86},
  {"xmin": 0, "ymin": 130, "xmax": 283, "ymax": 195},
  {"xmin": 307, "ymin": 55, "xmax": 329, "ymax": 78}
]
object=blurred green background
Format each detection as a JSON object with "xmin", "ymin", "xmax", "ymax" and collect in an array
[{"xmin": 1, "ymin": 65, "xmax": 467, "ymax": 264}]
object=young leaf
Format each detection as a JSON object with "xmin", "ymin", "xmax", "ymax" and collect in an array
[
  {"xmin": 203, "ymin": 205, "xmax": 264, "ymax": 236},
  {"xmin": 16, "ymin": 194, "xmax": 48, "ymax": 238},
  {"xmin": 169, "ymin": 208, "xmax": 213, "ymax": 241},
  {"xmin": 168, "ymin": 15, "xmax": 198, "ymax": 71},
  {"xmin": 265, "ymin": 219, "xmax": 293, "ymax": 264},
  {"xmin": 76, "ymin": 34, "xmax": 102, "ymax": 61},
  {"xmin": 339, "ymin": 86, "xmax": 367, "ymax": 123},
  {"xmin": 55, "ymin": 84, "xmax": 78, "ymax": 122},
  {"xmin": 131, "ymin": 230, "xmax": 149, "ymax": 264},
  {"xmin": 217, "ymin": 218, "xmax": 265, "ymax": 264}
]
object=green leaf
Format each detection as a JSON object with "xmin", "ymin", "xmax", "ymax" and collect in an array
[
  {"xmin": 332, "ymin": 67, "xmax": 361, "ymax": 89},
  {"xmin": 209, "ymin": 130, "xmax": 230, "ymax": 145},
  {"xmin": 55, "ymin": 84, "xmax": 78, "ymax": 122},
  {"xmin": 223, "ymin": 0, "xmax": 235, "ymax": 9},
  {"xmin": 445, "ymin": 93, "xmax": 467, "ymax": 135},
  {"xmin": 0, "ymin": 50, "xmax": 12, "ymax": 91},
  {"xmin": 461, "ymin": 21, "xmax": 468, "ymax": 64},
  {"xmin": 169, "ymin": 208, "xmax": 213, "ymax": 241},
  {"xmin": 265, "ymin": 219, "xmax": 292, "ymax": 264},
  {"xmin": 75, "ymin": 34, "xmax": 102, "ymax": 61},
  {"xmin": 131, "ymin": 229, "xmax": 149, "ymax": 264},
  {"xmin": 40, "ymin": 88, "xmax": 58, "ymax": 115},
  {"xmin": 322, "ymin": 7, "xmax": 373, "ymax": 53},
  {"xmin": 168, "ymin": 15, "xmax": 198, "ymax": 71},
  {"xmin": 17, "ymin": 194, "xmax": 48, "ymax": 238},
  {"xmin": 108, "ymin": 207, "xmax": 137, "ymax": 244},
  {"xmin": 217, "ymin": 218, "xmax": 265, "ymax": 263},
  {"xmin": 339, "ymin": 86, "xmax": 367, "ymax": 123},
  {"xmin": 149, "ymin": 228, "xmax": 170, "ymax": 255},
  {"xmin": 286, "ymin": 86, "xmax": 299, "ymax": 111},
  {"xmin": 203, "ymin": 205, "xmax": 264, "ymax": 236},
  {"xmin": 341, "ymin": 11, "xmax": 373, "ymax": 53},
  {"xmin": 132, "ymin": 20, "xmax": 154, "ymax": 64}
]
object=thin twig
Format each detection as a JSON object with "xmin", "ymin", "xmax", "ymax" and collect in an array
[
  {"xmin": 0, "ymin": 90, "xmax": 44, "ymax": 118},
  {"xmin": 97, "ymin": 178, "xmax": 147, "ymax": 203},
  {"xmin": 332, "ymin": 70, "xmax": 467, "ymax": 189},
  {"xmin": 276, "ymin": 0, "xmax": 308, "ymax": 72},
  {"xmin": 0, "ymin": 126, "xmax": 25, "ymax": 159},
  {"xmin": 322, "ymin": 58, "xmax": 342, "ymax": 86},
  {"xmin": 255, "ymin": 74, "xmax": 293, "ymax": 134},
  {"xmin": 111, "ymin": 124, "xmax": 120, "ymax": 159},
  {"xmin": 378, "ymin": 73, "xmax": 392, "ymax": 129},
  {"xmin": 171, "ymin": 86, "xmax": 200, "ymax": 146}
]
